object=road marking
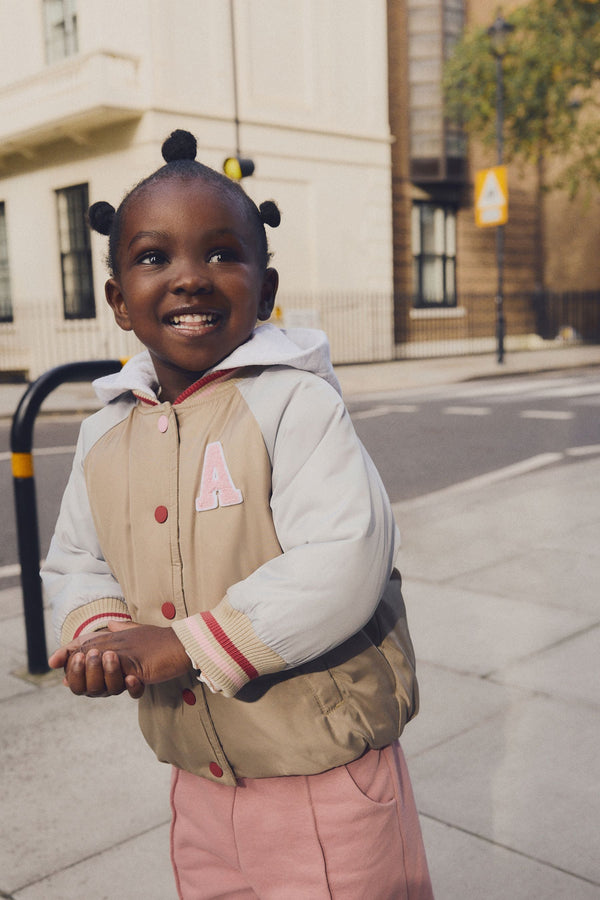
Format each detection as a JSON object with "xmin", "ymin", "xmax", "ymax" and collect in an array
[
  {"xmin": 565, "ymin": 444, "xmax": 600, "ymax": 456},
  {"xmin": 440, "ymin": 377, "xmax": 576, "ymax": 400},
  {"xmin": 393, "ymin": 452, "xmax": 564, "ymax": 511},
  {"xmin": 572, "ymin": 397, "xmax": 600, "ymax": 406},
  {"xmin": 0, "ymin": 445, "xmax": 76, "ymax": 463},
  {"xmin": 443, "ymin": 406, "xmax": 491, "ymax": 416},
  {"xmin": 32, "ymin": 444, "xmax": 76, "ymax": 457},
  {"xmin": 353, "ymin": 404, "xmax": 417, "ymax": 420},
  {"xmin": 538, "ymin": 383, "xmax": 600, "ymax": 398},
  {"xmin": 0, "ymin": 563, "xmax": 21, "ymax": 579},
  {"xmin": 520, "ymin": 410, "xmax": 574, "ymax": 420}
]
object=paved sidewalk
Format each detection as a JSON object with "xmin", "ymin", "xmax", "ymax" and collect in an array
[
  {"xmin": 1, "ymin": 343, "xmax": 599, "ymax": 420},
  {"xmin": 394, "ymin": 455, "xmax": 600, "ymax": 898},
  {"xmin": 337, "ymin": 343, "xmax": 600, "ymax": 397},
  {"xmin": 1, "ymin": 345, "xmax": 599, "ymax": 898}
]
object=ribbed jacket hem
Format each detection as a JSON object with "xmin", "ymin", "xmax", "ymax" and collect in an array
[
  {"xmin": 61, "ymin": 598, "xmax": 132, "ymax": 644},
  {"xmin": 172, "ymin": 600, "xmax": 285, "ymax": 697}
]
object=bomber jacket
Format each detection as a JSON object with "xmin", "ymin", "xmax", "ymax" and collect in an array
[{"xmin": 42, "ymin": 325, "xmax": 418, "ymax": 785}]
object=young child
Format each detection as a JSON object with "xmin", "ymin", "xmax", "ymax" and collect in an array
[{"xmin": 45, "ymin": 130, "xmax": 433, "ymax": 899}]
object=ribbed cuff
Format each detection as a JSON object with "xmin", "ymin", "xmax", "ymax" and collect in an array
[
  {"xmin": 61, "ymin": 598, "xmax": 132, "ymax": 644},
  {"xmin": 172, "ymin": 599, "xmax": 285, "ymax": 697}
]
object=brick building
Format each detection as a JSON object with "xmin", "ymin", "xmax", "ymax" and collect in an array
[{"xmin": 388, "ymin": 0, "xmax": 600, "ymax": 353}]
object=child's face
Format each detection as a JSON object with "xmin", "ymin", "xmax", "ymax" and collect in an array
[{"xmin": 105, "ymin": 177, "xmax": 278, "ymax": 402}]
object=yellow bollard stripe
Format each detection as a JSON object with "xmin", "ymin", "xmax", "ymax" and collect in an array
[{"xmin": 12, "ymin": 452, "xmax": 34, "ymax": 478}]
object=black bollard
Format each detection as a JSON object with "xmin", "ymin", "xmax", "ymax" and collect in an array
[{"xmin": 10, "ymin": 360, "xmax": 123, "ymax": 674}]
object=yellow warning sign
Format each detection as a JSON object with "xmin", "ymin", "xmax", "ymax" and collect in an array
[{"xmin": 475, "ymin": 165, "xmax": 508, "ymax": 227}]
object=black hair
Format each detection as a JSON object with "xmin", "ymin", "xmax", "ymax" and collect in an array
[{"xmin": 88, "ymin": 129, "xmax": 281, "ymax": 276}]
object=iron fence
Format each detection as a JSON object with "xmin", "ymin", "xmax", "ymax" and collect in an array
[
  {"xmin": 0, "ymin": 290, "xmax": 598, "ymax": 378},
  {"xmin": 281, "ymin": 288, "xmax": 600, "ymax": 361},
  {"xmin": 0, "ymin": 299, "xmax": 143, "ymax": 379},
  {"xmin": 533, "ymin": 290, "xmax": 600, "ymax": 344}
]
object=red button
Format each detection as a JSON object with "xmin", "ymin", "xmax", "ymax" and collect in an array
[
  {"xmin": 154, "ymin": 505, "xmax": 168, "ymax": 523},
  {"xmin": 161, "ymin": 602, "xmax": 176, "ymax": 620},
  {"xmin": 158, "ymin": 415, "xmax": 169, "ymax": 433},
  {"xmin": 209, "ymin": 762, "xmax": 224, "ymax": 778},
  {"xmin": 182, "ymin": 689, "xmax": 196, "ymax": 705}
]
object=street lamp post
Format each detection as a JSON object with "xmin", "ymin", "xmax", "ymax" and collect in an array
[{"xmin": 487, "ymin": 12, "xmax": 514, "ymax": 364}]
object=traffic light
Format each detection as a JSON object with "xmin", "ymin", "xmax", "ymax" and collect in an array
[{"xmin": 223, "ymin": 157, "xmax": 255, "ymax": 180}]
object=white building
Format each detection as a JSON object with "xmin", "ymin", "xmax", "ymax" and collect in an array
[{"xmin": 0, "ymin": 0, "xmax": 394, "ymax": 378}]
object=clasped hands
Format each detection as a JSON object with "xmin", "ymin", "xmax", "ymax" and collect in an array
[{"xmin": 48, "ymin": 621, "xmax": 192, "ymax": 699}]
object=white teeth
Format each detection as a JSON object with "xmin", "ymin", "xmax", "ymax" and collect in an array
[{"xmin": 170, "ymin": 313, "xmax": 219, "ymax": 326}]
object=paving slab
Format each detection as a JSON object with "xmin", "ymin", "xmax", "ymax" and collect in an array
[
  {"xmin": 491, "ymin": 623, "xmax": 600, "ymax": 708},
  {"xmin": 393, "ymin": 502, "xmax": 526, "ymax": 583},
  {"xmin": 394, "ymin": 456, "xmax": 600, "ymax": 585},
  {"xmin": 0, "ymin": 589, "xmax": 173, "ymax": 898},
  {"xmin": 400, "ymin": 662, "xmax": 526, "ymax": 760},
  {"xmin": 397, "ymin": 455, "xmax": 600, "ymax": 896},
  {"xmin": 449, "ymin": 544, "xmax": 600, "ymax": 615},
  {"xmin": 0, "ymin": 683, "xmax": 172, "ymax": 895},
  {"xmin": 0, "ymin": 584, "xmax": 22, "ymax": 619},
  {"xmin": 402, "ymin": 577, "xmax": 594, "ymax": 677},
  {"xmin": 420, "ymin": 818, "xmax": 600, "ymax": 900},
  {"xmin": 13, "ymin": 824, "xmax": 176, "ymax": 900},
  {"xmin": 484, "ymin": 467, "xmax": 600, "ymax": 542},
  {"xmin": 410, "ymin": 695, "xmax": 600, "ymax": 885},
  {"xmin": 0, "ymin": 589, "xmax": 41, "ymax": 702}
]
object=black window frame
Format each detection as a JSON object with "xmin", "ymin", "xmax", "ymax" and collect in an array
[
  {"xmin": 43, "ymin": 0, "xmax": 78, "ymax": 65},
  {"xmin": 56, "ymin": 183, "xmax": 96, "ymax": 320},
  {"xmin": 412, "ymin": 202, "xmax": 458, "ymax": 308},
  {"xmin": 0, "ymin": 202, "xmax": 13, "ymax": 323}
]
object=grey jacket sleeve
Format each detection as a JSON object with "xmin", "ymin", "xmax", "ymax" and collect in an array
[
  {"xmin": 226, "ymin": 368, "xmax": 400, "ymax": 667},
  {"xmin": 41, "ymin": 410, "xmax": 129, "ymax": 645}
]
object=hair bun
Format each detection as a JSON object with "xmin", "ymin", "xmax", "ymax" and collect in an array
[
  {"xmin": 88, "ymin": 201, "xmax": 115, "ymax": 235},
  {"xmin": 259, "ymin": 200, "xmax": 281, "ymax": 228},
  {"xmin": 162, "ymin": 129, "xmax": 197, "ymax": 163}
]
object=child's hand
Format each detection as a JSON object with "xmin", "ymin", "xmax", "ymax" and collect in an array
[
  {"xmin": 50, "ymin": 621, "xmax": 192, "ymax": 697},
  {"xmin": 70, "ymin": 647, "xmax": 146, "ymax": 699},
  {"xmin": 49, "ymin": 626, "xmax": 145, "ymax": 699}
]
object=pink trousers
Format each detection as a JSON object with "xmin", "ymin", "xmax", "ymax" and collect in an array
[{"xmin": 170, "ymin": 742, "xmax": 433, "ymax": 899}]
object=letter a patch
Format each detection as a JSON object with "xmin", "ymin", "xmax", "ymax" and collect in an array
[{"xmin": 195, "ymin": 441, "xmax": 243, "ymax": 511}]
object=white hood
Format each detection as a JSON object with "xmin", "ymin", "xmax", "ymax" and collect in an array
[{"xmin": 93, "ymin": 325, "xmax": 341, "ymax": 405}]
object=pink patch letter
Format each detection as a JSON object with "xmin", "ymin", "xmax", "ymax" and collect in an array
[{"xmin": 195, "ymin": 441, "xmax": 243, "ymax": 511}]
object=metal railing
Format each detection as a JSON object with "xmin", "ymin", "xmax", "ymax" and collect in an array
[
  {"xmin": 533, "ymin": 289, "xmax": 600, "ymax": 344},
  {"xmin": 11, "ymin": 360, "xmax": 122, "ymax": 674},
  {"xmin": 0, "ymin": 290, "xmax": 598, "ymax": 379}
]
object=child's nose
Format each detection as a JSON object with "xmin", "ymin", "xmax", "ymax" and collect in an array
[{"xmin": 169, "ymin": 261, "xmax": 212, "ymax": 296}]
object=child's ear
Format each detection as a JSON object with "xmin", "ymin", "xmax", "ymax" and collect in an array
[
  {"xmin": 257, "ymin": 267, "xmax": 279, "ymax": 321},
  {"xmin": 105, "ymin": 278, "xmax": 133, "ymax": 332}
]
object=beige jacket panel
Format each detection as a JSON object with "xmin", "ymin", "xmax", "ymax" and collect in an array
[{"xmin": 83, "ymin": 378, "xmax": 417, "ymax": 783}]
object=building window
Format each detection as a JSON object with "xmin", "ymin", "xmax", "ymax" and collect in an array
[
  {"xmin": 412, "ymin": 203, "xmax": 457, "ymax": 307},
  {"xmin": 43, "ymin": 0, "xmax": 78, "ymax": 64},
  {"xmin": 56, "ymin": 184, "xmax": 95, "ymax": 319},
  {"xmin": 408, "ymin": 0, "xmax": 466, "ymax": 181},
  {"xmin": 0, "ymin": 203, "xmax": 13, "ymax": 322}
]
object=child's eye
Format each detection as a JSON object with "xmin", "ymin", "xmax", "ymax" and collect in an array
[
  {"xmin": 208, "ymin": 248, "xmax": 238, "ymax": 264},
  {"xmin": 137, "ymin": 250, "xmax": 167, "ymax": 266}
]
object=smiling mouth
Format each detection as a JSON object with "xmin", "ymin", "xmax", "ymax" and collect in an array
[{"xmin": 167, "ymin": 312, "xmax": 223, "ymax": 333}]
